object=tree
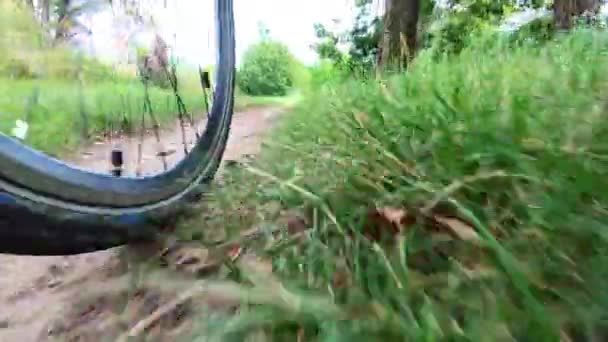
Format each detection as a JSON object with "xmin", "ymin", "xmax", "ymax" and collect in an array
[
  {"xmin": 238, "ymin": 40, "xmax": 295, "ymax": 96},
  {"xmin": 54, "ymin": 0, "xmax": 72, "ymax": 41},
  {"xmin": 21, "ymin": 0, "xmax": 49, "ymax": 22},
  {"xmin": 553, "ymin": 0, "xmax": 600, "ymax": 30},
  {"xmin": 312, "ymin": 0, "xmax": 426, "ymax": 71},
  {"xmin": 312, "ymin": 22, "xmax": 345, "ymax": 63},
  {"xmin": 40, "ymin": 0, "xmax": 50, "ymax": 23},
  {"xmin": 312, "ymin": 0, "xmax": 383, "ymax": 71},
  {"xmin": 377, "ymin": 0, "xmax": 420, "ymax": 69},
  {"xmin": 52, "ymin": 0, "xmax": 108, "ymax": 43}
]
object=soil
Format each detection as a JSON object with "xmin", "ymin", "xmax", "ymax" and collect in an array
[{"xmin": 0, "ymin": 106, "xmax": 283, "ymax": 341}]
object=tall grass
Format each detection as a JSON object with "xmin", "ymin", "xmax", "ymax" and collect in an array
[
  {"xmin": 0, "ymin": 78, "xmax": 208, "ymax": 154},
  {"xmin": 194, "ymin": 29, "xmax": 608, "ymax": 340}
]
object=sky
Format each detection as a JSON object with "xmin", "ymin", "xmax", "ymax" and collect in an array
[
  {"xmin": 82, "ymin": 0, "xmax": 358, "ymax": 67},
  {"xmin": 233, "ymin": 0, "xmax": 357, "ymax": 64}
]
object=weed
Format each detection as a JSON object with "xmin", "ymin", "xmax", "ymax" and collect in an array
[{"xmin": 186, "ymin": 29, "xmax": 608, "ymax": 340}]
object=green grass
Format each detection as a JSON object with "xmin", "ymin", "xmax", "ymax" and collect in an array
[
  {"xmin": 181, "ymin": 28, "xmax": 608, "ymax": 340},
  {"xmin": 0, "ymin": 78, "xmax": 208, "ymax": 155},
  {"xmin": 0, "ymin": 77, "xmax": 289, "ymax": 155}
]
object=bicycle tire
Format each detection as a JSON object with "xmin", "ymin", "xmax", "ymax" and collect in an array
[{"xmin": 0, "ymin": 0, "xmax": 235, "ymax": 256}]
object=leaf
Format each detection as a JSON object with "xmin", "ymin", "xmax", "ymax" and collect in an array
[
  {"xmin": 330, "ymin": 258, "xmax": 351, "ymax": 290},
  {"xmin": 285, "ymin": 212, "xmax": 308, "ymax": 235},
  {"xmin": 227, "ymin": 243, "xmax": 243, "ymax": 262},
  {"xmin": 161, "ymin": 244, "xmax": 221, "ymax": 276},
  {"xmin": 433, "ymin": 216, "xmax": 482, "ymax": 243},
  {"xmin": 353, "ymin": 111, "xmax": 369, "ymax": 126},
  {"xmin": 237, "ymin": 254, "xmax": 275, "ymax": 287},
  {"xmin": 239, "ymin": 254, "xmax": 273, "ymax": 277},
  {"xmin": 361, "ymin": 206, "xmax": 415, "ymax": 243},
  {"xmin": 331, "ymin": 270, "xmax": 350, "ymax": 290},
  {"xmin": 378, "ymin": 207, "xmax": 407, "ymax": 225}
]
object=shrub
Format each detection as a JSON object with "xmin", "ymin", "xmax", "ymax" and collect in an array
[
  {"xmin": 237, "ymin": 40, "xmax": 295, "ymax": 96},
  {"xmin": 207, "ymin": 29, "xmax": 608, "ymax": 340}
]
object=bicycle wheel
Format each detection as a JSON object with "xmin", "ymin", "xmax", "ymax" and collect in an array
[{"xmin": 0, "ymin": 0, "xmax": 235, "ymax": 256}]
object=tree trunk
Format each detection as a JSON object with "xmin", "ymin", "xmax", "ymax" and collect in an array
[
  {"xmin": 137, "ymin": 34, "xmax": 171, "ymax": 88},
  {"xmin": 554, "ymin": 0, "xmax": 599, "ymax": 30},
  {"xmin": 377, "ymin": 0, "xmax": 420, "ymax": 70},
  {"xmin": 55, "ymin": 0, "xmax": 72, "ymax": 41},
  {"xmin": 40, "ymin": 0, "xmax": 50, "ymax": 23}
]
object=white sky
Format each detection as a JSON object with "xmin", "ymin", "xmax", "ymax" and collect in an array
[
  {"xmin": 232, "ymin": 0, "xmax": 356, "ymax": 64},
  {"xmin": 83, "ymin": 0, "xmax": 357, "ymax": 66}
]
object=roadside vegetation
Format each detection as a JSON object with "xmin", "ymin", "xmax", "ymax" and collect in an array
[{"xmin": 164, "ymin": 1, "xmax": 608, "ymax": 341}]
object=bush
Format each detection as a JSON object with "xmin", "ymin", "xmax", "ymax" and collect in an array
[
  {"xmin": 237, "ymin": 40, "xmax": 295, "ymax": 96},
  {"xmin": 206, "ymin": 30, "xmax": 608, "ymax": 340}
]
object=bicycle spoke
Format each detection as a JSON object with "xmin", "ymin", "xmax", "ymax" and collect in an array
[
  {"xmin": 76, "ymin": 60, "xmax": 89, "ymax": 142},
  {"xmin": 142, "ymin": 79, "xmax": 169, "ymax": 170},
  {"xmin": 199, "ymin": 67, "xmax": 212, "ymax": 119},
  {"xmin": 164, "ymin": 64, "xmax": 197, "ymax": 154},
  {"xmin": 136, "ymin": 103, "xmax": 146, "ymax": 177}
]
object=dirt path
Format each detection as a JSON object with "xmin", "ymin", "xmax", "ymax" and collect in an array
[{"xmin": 0, "ymin": 107, "xmax": 283, "ymax": 342}]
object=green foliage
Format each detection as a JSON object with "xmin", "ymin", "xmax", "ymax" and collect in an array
[
  {"xmin": 0, "ymin": 78, "xmax": 207, "ymax": 154},
  {"xmin": 237, "ymin": 40, "xmax": 296, "ymax": 96},
  {"xmin": 289, "ymin": 59, "xmax": 312, "ymax": 93},
  {"xmin": 52, "ymin": 0, "xmax": 106, "ymax": 41},
  {"xmin": 312, "ymin": 0, "xmax": 566, "ymax": 69},
  {"xmin": 312, "ymin": 0, "xmax": 382, "ymax": 70},
  {"xmin": 304, "ymin": 61, "xmax": 352, "ymax": 94},
  {"xmin": 425, "ymin": 0, "xmax": 517, "ymax": 55},
  {"xmin": 342, "ymin": 2, "xmax": 382, "ymax": 69},
  {"xmin": 0, "ymin": 0, "xmax": 122, "ymax": 82},
  {"xmin": 312, "ymin": 0, "xmax": 523, "ymax": 70},
  {"xmin": 312, "ymin": 23, "xmax": 345, "ymax": 63},
  {"xmin": 508, "ymin": 13, "xmax": 555, "ymax": 44},
  {"xmin": 203, "ymin": 29, "xmax": 608, "ymax": 340}
]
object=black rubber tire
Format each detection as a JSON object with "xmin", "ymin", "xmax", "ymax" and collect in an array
[{"xmin": 0, "ymin": 0, "xmax": 235, "ymax": 256}]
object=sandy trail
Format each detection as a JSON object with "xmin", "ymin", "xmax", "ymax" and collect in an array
[{"xmin": 0, "ymin": 107, "xmax": 282, "ymax": 342}]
